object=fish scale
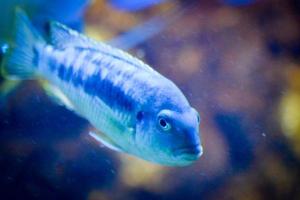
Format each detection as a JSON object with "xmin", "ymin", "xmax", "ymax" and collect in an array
[{"xmin": 41, "ymin": 45, "xmax": 141, "ymax": 129}]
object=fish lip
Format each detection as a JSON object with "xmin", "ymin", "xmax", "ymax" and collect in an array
[{"xmin": 173, "ymin": 144, "xmax": 203, "ymax": 160}]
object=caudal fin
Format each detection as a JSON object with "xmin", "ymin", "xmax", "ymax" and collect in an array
[{"xmin": 1, "ymin": 8, "xmax": 45, "ymax": 79}]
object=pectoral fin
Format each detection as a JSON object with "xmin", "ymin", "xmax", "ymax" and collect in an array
[{"xmin": 89, "ymin": 131, "xmax": 124, "ymax": 153}]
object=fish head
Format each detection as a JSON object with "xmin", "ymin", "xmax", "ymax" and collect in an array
[{"xmin": 135, "ymin": 106, "xmax": 203, "ymax": 166}]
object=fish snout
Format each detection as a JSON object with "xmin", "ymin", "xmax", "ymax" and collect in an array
[
  {"xmin": 181, "ymin": 127, "xmax": 201, "ymax": 145},
  {"xmin": 172, "ymin": 127, "xmax": 202, "ymax": 161},
  {"xmin": 173, "ymin": 144, "xmax": 203, "ymax": 161}
]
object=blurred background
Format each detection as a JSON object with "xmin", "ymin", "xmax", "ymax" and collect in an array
[{"xmin": 1, "ymin": 0, "xmax": 300, "ymax": 199}]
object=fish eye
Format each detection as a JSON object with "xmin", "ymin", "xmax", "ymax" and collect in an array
[{"xmin": 158, "ymin": 117, "xmax": 171, "ymax": 131}]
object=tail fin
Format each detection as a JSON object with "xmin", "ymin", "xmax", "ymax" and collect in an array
[
  {"xmin": 0, "ymin": 43, "xmax": 9, "ymax": 65},
  {"xmin": 1, "ymin": 8, "xmax": 45, "ymax": 79}
]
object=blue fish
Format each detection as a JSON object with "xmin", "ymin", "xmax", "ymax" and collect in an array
[
  {"xmin": 0, "ymin": 0, "xmax": 90, "ymax": 107},
  {"xmin": 1, "ymin": 9, "xmax": 203, "ymax": 166}
]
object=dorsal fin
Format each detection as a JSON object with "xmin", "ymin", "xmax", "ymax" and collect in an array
[
  {"xmin": 50, "ymin": 21, "xmax": 98, "ymax": 49},
  {"xmin": 49, "ymin": 21, "xmax": 155, "ymax": 72}
]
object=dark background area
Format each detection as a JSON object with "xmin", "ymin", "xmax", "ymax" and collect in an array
[{"xmin": 1, "ymin": 0, "xmax": 300, "ymax": 199}]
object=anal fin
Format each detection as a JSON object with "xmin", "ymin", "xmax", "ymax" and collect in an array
[
  {"xmin": 39, "ymin": 80, "xmax": 74, "ymax": 110},
  {"xmin": 89, "ymin": 130, "xmax": 124, "ymax": 152}
]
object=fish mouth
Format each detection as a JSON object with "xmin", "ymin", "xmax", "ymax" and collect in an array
[{"xmin": 173, "ymin": 144, "xmax": 203, "ymax": 161}]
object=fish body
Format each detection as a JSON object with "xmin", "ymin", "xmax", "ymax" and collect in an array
[
  {"xmin": 0, "ymin": 0, "xmax": 90, "ymax": 108},
  {"xmin": 2, "ymin": 10, "xmax": 203, "ymax": 166}
]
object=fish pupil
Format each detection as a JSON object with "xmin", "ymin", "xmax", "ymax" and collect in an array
[{"xmin": 159, "ymin": 118, "xmax": 167, "ymax": 127}]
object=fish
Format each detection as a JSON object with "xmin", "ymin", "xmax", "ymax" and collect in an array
[
  {"xmin": 0, "ymin": 0, "xmax": 91, "ymax": 108},
  {"xmin": 1, "ymin": 9, "xmax": 203, "ymax": 166},
  {"xmin": 0, "ymin": 43, "xmax": 22, "ymax": 107}
]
